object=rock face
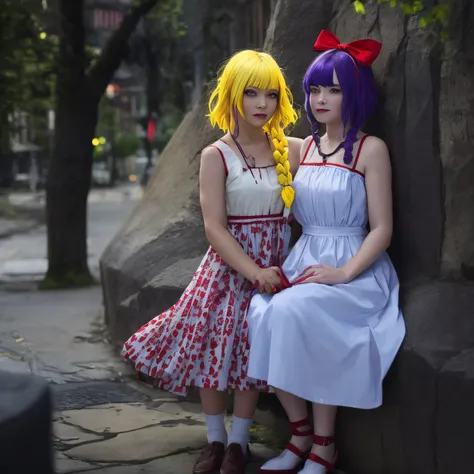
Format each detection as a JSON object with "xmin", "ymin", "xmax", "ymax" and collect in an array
[
  {"xmin": 101, "ymin": 1, "xmax": 474, "ymax": 473},
  {"xmin": 101, "ymin": 98, "xmax": 219, "ymax": 344}
]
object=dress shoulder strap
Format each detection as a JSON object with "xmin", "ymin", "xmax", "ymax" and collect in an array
[
  {"xmin": 301, "ymin": 137, "xmax": 315, "ymax": 164},
  {"xmin": 206, "ymin": 143, "xmax": 228, "ymax": 175},
  {"xmin": 352, "ymin": 134, "xmax": 371, "ymax": 171}
]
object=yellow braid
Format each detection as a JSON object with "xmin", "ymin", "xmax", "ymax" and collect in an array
[{"xmin": 271, "ymin": 127, "xmax": 294, "ymax": 209}]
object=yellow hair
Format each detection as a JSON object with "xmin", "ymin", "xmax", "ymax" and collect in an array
[{"xmin": 208, "ymin": 50, "xmax": 297, "ymax": 208}]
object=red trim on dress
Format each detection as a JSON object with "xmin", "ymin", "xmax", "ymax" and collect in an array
[
  {"xmin": 208, "ymin": 145, "xmax": 228, "ymax": 175},
  {"xmin": 305, "ymin": 162, "xmax": 365, "ymax": 178},
  {"xmin": 301, "ymin": 138, "xmax": 314, "ymax": 164},
  {"xmin": 227, "ymin": 212, "xmax": 285, "ymax": 224},
  {"xmin": 300, "ymin": 136, "xmax": 369, "ymax": 177},
  {"xmin": 352, "ymin": 134, "xmax": 370, "ymax": 171}
]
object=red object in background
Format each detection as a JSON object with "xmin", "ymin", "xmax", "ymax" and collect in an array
[{"xmin": 147, "ymin": 120, "xmax": 155, "ymax": 143}]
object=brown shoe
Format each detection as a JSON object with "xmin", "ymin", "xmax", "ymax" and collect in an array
[
  {"xmin": 220, "ymin": 443, "xmax": 245, "ymax": 474},
  {"xmin": 193, "ymin": 442, "xmax": 226, "ymax": 474}
]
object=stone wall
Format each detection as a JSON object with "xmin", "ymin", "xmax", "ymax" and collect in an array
[{"xmin": 101, "ymin": 1, "xmax": 474, "ymax": 473}]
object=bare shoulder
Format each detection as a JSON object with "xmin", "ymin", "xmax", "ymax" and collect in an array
[
  {"xmin": 359, "ymin": 135, "xmax": 390, "ymax": 172},
  {"xmin": 287, "ymin": 137, "xmax": 303, "ymax": 157},
  {"xmin": 201, "ymin": 145, "xmax": 223, "ymax": 162},
  {"xmin": 361, "ymin": 135, "xmax": 388, "ymax": 154},
  {"xmin": 199, "ymin": 145, "xmax": 227, "ymax": 181},
  {"xmin": 287, "ymin": 136, "xmax": 304, "ymax": 148}
]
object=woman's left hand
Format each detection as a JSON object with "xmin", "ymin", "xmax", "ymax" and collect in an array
[{"xmin": 292, "ymin": 265, "xmax": 350, "ymax": 286}]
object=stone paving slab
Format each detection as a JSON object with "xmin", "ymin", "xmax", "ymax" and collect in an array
[
  {"xmin": 54, "ymin": 421, "xmax": 103, "ymax": 445},
  {"xmin": 55, "ymin": 452, "xmax": 99, "ymax": 473},
  {"xmin": 52, "ymin": 401, "xmax": 285, "ymax": 473},
  {"xmin": 156, "ymin": 401, "xmax": 205, "ymax": 422},
  {"xmin": 58, "ymin": 403, "xmax": 183, "ymax": 434},
  {"xmin": 65, "ymin": 422, "xmax": 208, "ymax": 463},
  {"xmin": 84, "ymin": 444, "xmax": 277, "ymax": 474},
  {"xmin": 57, "ymin": 444, "xmax": 278, "ymax": 474}
]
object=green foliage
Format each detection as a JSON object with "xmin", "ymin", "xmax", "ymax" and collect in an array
[
  {"xmin": 93, "ymin": 145, "xmax": 106, "ymax": 162},
  {"xmin": 353, "ymin": 1, "xmax": 366, "ymax": 14},
  {"xmin": 115, "ymin": 133, "xmax": 141, "ymax": 159},
  {"xmin": 96, "ymin": 97, "xmax": 117, "ymax": 139},
  {"xmin": 149, "ymin": 0, "xmax": 186, "ymax": 37},
  {"xmin": 0, "ymin": 0, "xmax": 58, "ymax": 156},
  {"xmin": 353, "ymin": 0, "xmax": 450, "ymax": 38},
  {"xmin": 0, "ymin": 1, "xmax": 57, "ymax": 116}
]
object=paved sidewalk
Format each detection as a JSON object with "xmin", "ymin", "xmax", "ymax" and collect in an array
[
  {"xmin": 0, "ymin": 286, "xmax": 282, "ymax": 473},
  {"xmin": 53, "ymin": 396, "xmax": 278, "ymax": 474}
]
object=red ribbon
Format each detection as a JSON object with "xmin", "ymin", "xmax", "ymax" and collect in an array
[{"xmin": 313, "ymin": 30, "xmax": 382, "ymax": 67}]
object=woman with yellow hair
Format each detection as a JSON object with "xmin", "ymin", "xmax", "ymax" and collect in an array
[{"xmin": 122, "ymin": 49, "xmax": 302, "ymax": 473}]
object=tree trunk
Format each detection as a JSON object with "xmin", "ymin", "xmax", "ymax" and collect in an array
[
  {"xmin": 43, "ymin": 0, "xmax": 94, "ymax": 287},
  {"xmin": 45, "ymin": 97, "xmax": 98, "ymax": 285},
  {"xmin": 43, "ymin": 0, "xmax": 160, "ymax": 287},
  {"xmin": 0, "ymin": 108, "xmax": 13, "ymax": 189}
]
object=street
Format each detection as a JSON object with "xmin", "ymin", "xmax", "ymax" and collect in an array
[
  {"xmin": 0, "ymin": 186, "xmax": 279, "ymax": 474},
  {"xmin": 0, "ymin": 186, "xmax": 143, "ymax": 286}
]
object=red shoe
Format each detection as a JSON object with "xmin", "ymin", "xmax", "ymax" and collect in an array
[
  {"xmin": 306, "ymin": 434, "xmax": 338, "ymax": 473},
  {"xmin": 259, "ymin": 417, "xmax": 313, "ymax": 474}
]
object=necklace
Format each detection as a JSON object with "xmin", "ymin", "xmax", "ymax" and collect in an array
[
  {"xmin": 230, "ymin": 133, "xmax": 272, "ymax": 183},
  {"xmin": 230, "ymin": 133, "xmax": 256, "ymax": 168},
  {"xmin": 316, "ymin": 139, "xmax": 344, "ymax": 163}
]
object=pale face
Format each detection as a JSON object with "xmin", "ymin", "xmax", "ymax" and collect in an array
[
  {"xmin": 309, "ymin": 69, "xmax": 343, "ymax": 124},
  {"xmin": 241, "ymin": 86, "xmax": 279, "ymax": 128}
]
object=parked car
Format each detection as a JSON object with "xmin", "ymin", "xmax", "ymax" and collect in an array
[{"xmin": 91, "ymin": 162, "xmax": 111, "ymax": 186}]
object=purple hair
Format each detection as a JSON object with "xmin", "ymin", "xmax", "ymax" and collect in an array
[{"xmin": 303, "ymin": 49, "xmax": 378, "ymax": 164}]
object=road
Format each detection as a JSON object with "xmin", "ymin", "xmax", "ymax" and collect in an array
[{"xmin": 0, "ymin": 185, "xmax": 142, "ymax": 286}]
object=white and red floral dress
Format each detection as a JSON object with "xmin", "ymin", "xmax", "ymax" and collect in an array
[{"xmin": 122, "ymin": 140, "xmax": 288, "ymax": 395}]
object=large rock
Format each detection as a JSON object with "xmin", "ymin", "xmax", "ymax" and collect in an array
[
  {"xmin": 101, "ymin": 100, "xmax": 219, "ymax": 345},
  {"xmin": 101, "ymin": 1, "xmax": 474, "ymax": 473}
]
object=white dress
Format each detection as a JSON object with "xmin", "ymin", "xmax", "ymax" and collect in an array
[
  {"xmin": 246, "ymin": 137, "xmax": 406, "ymax": 409},
  {"xmin": 122, "ymin": 140, "xmax": 288, "ymax": 395}
]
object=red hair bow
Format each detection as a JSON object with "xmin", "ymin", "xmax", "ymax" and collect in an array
[{"xmin": 313, "ymin": 30, "xmax": 382, "ymax": 67}]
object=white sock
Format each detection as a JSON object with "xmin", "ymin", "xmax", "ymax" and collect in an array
[
  {"xmin": 299, "ymin": 458, "xmax": 328, "ymax": 474},
  {"xmin": 204, "ymin": 412, "xmax": 227, "ymax": 444},
  {"xmin": 228, "ymin": 415, "xmax": 253, "ymax": 454},
  {"xmin": 260, "ymin": 450, "xmax": 304, "ymax": 471}
]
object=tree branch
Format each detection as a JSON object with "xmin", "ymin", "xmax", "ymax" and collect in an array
[{"xmin": 87, "ymin": 0, "xmax": 162, "ymax": 98}]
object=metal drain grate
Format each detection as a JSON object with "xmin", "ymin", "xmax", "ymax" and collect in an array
[{"xmin": 51, "ymin": 381, "xmax": 149, "ymax": 411}]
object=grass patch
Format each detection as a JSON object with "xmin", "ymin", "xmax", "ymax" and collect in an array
[
  {"xmin": 39, "ymin": 272, "xmax": 97, "ymax": 290},
  {"xmin": 249, "ymin": 421, "xmax": 287, "ymax": 451}
]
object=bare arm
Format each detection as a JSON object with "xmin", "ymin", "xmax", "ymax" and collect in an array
[{"xmin": 341, "ymin": 137, "xmax": 393, "ymax": 280}]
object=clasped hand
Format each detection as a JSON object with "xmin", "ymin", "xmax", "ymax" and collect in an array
[
  {"xmin": 292, "ymin": 265, "xmax": 349, "ymax": 286},
  {"xmin": 253, "ymin": 264, "xmax": 350, "ymax": 294}
]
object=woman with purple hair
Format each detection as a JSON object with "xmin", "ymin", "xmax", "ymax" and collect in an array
[{"xmin": 246, "ymin": 31, "xmax": 406, "ymax": 474}]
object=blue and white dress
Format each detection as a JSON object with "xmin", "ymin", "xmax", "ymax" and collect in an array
[{"xmin": 246, "ymin": 136, "xmax": 406, "ymax": 409}]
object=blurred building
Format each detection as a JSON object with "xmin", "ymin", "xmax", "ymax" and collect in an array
[{"xmin": 85, "ymin": 0, "xmax": 146, "ymax": 134}]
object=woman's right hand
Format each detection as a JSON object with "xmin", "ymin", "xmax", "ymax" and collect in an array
[{"xmin": 253, "ymin": 267, "xmax": 282, "ymax": 294}]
